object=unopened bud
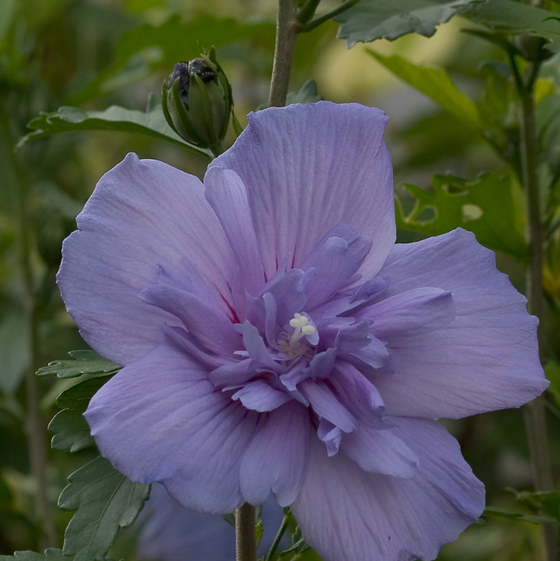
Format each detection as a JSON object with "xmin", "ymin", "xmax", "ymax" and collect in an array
[{"xmin": 162, "ymin": 48, "xmax": 232, "ymax": 153}]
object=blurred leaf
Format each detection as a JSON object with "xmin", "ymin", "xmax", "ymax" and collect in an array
[
  {"xmin": 483, "ymin": 506, "xmax": 557, "ymax": 525},
  {"xmin": 0, "ymin": 550, "xmax": 72, "ymax": 561},
  {"xmin": 0, "ymin": 311, "xmax": 30, "ymax": 394},
  {"xmin": 58, "ymin": 456, "xmax": 150, "ymax": 561},
  {"xmin": 67, "ymin": 15, "xmax": 275, "ymax": 103},
  {"xmin": 515, "ymin": 490, "xmax": 560, "ymax": 522},
  {"xmin": 535, "ymin": 78, "xmax": 556, "ymax": 106},
  {"xmin": 461, "ymin": 28, "xmax": 522, "ymax": 56},
  {"xmin": 396, "ymin": 173, "xmax": 527, "ymax": 261},
  {"xmin": 368, "ymin": 50, "xmax": 484, "ymax": 133},
  {"xmin": 463, "ymin": 0, "xmax": 560, "ymax": 51},
  {"xmin": 18, "ymin": 95, "xmax": 212, "ymax": 157},
  {"xmin": 37, "ymin": 350, "xmax": 119, "ymax": 379},
  {"xmin": 545, "ymin": 362, "xmax": 560, "ymax": 410},
  {"xmin": 0, "ymin": 0, "xmax": 16, "ymax": 45},
  {"xmin": 286, "ymin": 79, "xmax": 322, "ymax": 105},
  {"xmin": 48, "ymin": 376, "xmax": 111, "ymax": 453},
  {"xmin": 335, "ymin": 0, "xmax": 485, "ymax": 47}
]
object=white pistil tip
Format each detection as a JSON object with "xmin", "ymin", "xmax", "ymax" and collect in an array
[{"xmin": 289, "ymin": 313, "xmax": 309, "ymax": 329}]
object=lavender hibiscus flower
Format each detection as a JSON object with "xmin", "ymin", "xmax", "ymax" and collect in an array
[{"xmin": 57, "ymin": 102, "xmax": 548, "ymax": 561}]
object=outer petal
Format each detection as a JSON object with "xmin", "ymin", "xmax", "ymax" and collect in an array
[
  {"xmin": 211, "ymin": 102, "xmax": 395, "ymax": 279},
  {"xmin": 57, "ymin": 154, "xmax": 236, "ymax": 366},
  {"xmin": 291, "ymin": 418, "xmax": 484, "ymax": 561},
  {"xmin": 369, "ymin": 229, "xmax": 548, "ymax": 418},
  {"xmin": 240, "ymin": 402, "xmax": 310, "ymax": 506},
  {"xmin": 204, "ymin": 167, "xmax": 265, "ymax": 298},
  {"xmin": 85, "ymin": 340, "xmax": 260, "ymax": 514},
  {"xmin": 136, "ymin": 484, "xmax": 286, "ymax": 561}
]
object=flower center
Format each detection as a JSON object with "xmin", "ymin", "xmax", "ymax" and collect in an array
[{"xmin": 288, "ymin": 313, "xmax": 315, "ymax": 347}]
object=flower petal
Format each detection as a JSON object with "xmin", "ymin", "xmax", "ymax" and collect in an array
[
  {"xmin": 57, "ymin": 154, "xmax": 236, "ymax": 365},
  {"xmin": 240, "ymin": 402, "xmax": 310, "ymax": 506},
  {"xmin": 85, "ymin": 339, "xmax": 259, "ymax": 513},
  {"xmin": 140, "ymin": 268, "xmax": 241, "ymax": 356},
  {"xmin": 211, "ymin": 102, "xmax": 394, "ymax": 279},
  {"xmin": 340, "ymin": 424, "xmax": 418, "ymax": 478},
  {"xmin": 291, "ymin": 418, "xmax": 484, "ymax": 561},
  {"xmin": 369, "ymin": 229, "xmax": 548, "ymax": 418},
  {"xmin": 300, "ymin": 380, "xmax": 357, "ymax": 433},
  {"xmin": 204, "ymin": 167, "xmax": 265, "ymax": 298},
  {"xmin": 366, "ymin": 287, "xmax": 455, "ymax": 338},
  {"xmin": 232, "ymin": 380, "xmax": 292, "ymax": 412}
]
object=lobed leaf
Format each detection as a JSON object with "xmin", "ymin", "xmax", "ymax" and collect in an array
[
  {"xmin": 367, "ymin": 50, "xmax": 484, "ymax": 133},
  {"xmin": 396, "ymin": 173, "xmax": 527, "ymax": 261},
  {"xmin": 59, "ymin": 457, "xmax": 150, "ymax": 561},
  {"xmin": 335, "ymin": 0, "xmax": 485, "ymax": 47},
  {"xmin": 463, "ymin": 0, "xmax": 560, "ymax": 51},
  {"xmin": 49, "ymin": 376, "xmax": 112, "ymax": 453},
  {"xmin": 36, "ymin": 350, "xmax": 120, "ymax": 379},
  {"xmin": 18, "ymin": 95, "xmax": 212, "ymax": 158}
]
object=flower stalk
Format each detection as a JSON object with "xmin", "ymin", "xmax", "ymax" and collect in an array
[
  {"xmin": 235, "ymin": 503, "xmax": 257, "ymax": 561},
  {"xmin": 268, "ymin": 0, "xmax": 299, "ymax": 107},
  {"xmin": 514, "ymin": 56, "xmax": 558, "ymax": 560}
]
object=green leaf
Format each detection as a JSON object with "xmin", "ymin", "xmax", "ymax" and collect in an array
[
  {"xmin": 49, "ymin": 376, "xmax": 111, "ymax": 453},
  {"xmin": 286, "ymin": 79, "xmax": 322, "ymax": 105},
  {"xmin": 59, "ymin": 457, "xmax": 150, "ymax": 561},
  {"xmin": 396, "ymin": 173, "xmax": 527, "ymax": 261},
  {"xmin": 18, "ymin": 95, "xmax": 212, "ymax": 158},
  {"xmin": 463, "ymin": 0, "xmax": 560, "ymax": 51},
  {"xmin": 367, "ymin": 50, "xmax": 484, "ymax": 133},
  {"xmin": 335, "ymin": 0, "xmax": 485, "ymax": 47},
  {"xmin": 515, "ymin": 491, "xmax": 560, "ymax": 522},
  {"xmin": 483, "ymin": 506, "xmax": 557, "ymax": 525},
  {"xmin": 67, "ymin": 15, "xmax": 274, "ymax": 103},
  {"xmin": 0, "ymin": 549, "xmax": 72, "ymax": 561},
  {"xmin": 37, "ymin": 350, "xmax": 120, "ymax": 379}
]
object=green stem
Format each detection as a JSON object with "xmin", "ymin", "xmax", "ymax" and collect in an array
[
  {"xmin": 515, "ymin": 59, "xmax": 558, "ymax": 561},
  {"xmin": 235, "ymin": 503, "xmax": 256, "ymax": 561},
  {"xmin": 268, "ymin": 0, "xmax": 299, "ymax": 107},
  {"xmin": 300, "ymin": 0, "xmax": 361, "ymax": 32},
  {"xmin": 265, "ymin": 513, "xmax": 290, "ymax": 561},
  {"xmin": 296, "ymin": 0, "xmax": 321, "ymax": 24},
  {"xmin": 0, "ymin": 115, "xmax": 57, "ymax": 548}
]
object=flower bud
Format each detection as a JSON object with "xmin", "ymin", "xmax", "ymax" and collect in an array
[{"xmin": 162, "ymin": 48, "xmax": 232, "ymax": 153}]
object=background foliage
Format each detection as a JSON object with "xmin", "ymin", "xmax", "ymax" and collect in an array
[{"xmin": 1, "ymin": 0, "xmax": 560, "ymax": 559}]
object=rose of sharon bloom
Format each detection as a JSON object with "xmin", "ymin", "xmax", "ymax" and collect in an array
[{"xmin": 58, "ymin": 102, "xmax": 548, "ymax": 561}]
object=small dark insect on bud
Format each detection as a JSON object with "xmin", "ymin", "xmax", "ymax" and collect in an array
[{"xmin": 162, "ymin": 48, "xmax": 232, "ymax": 154}]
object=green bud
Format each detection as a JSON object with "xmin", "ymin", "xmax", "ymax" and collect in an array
[{"xmin": 162, "ymin": 48, "xmax": 232, "ymax": 153}]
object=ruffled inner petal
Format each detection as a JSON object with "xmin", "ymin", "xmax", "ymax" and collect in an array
[{"xmin": 240, "ymin": 402, "xmax": 310, "ymax": 506}]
